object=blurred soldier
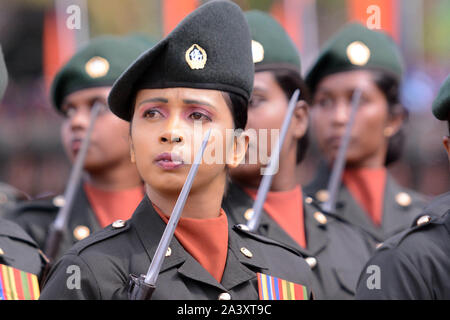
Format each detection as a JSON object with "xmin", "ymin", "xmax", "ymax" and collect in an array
[
  {"xmin": 356, "ymin": 75, "xmax": 450, "ymax": 299},
  {"xmin": 0, "ymin": 44, "xmax": 46, "ymax": 299},
  {"xmin": 0, "ymin": 45, "xmax": 29, "ymax": 217},
  {"xmin": 223, "ymin": 11, "xmax": 374, "ymax": 299},
  {"xmin": 6, "ymin": 36, "xmax": 151, "ymax": 260},
  {"xmin": 40, "ymin": 1, "xmax": 314, "ymax": 300},
  {"xmin": 304, "ymin": 24, "xmax": 428, "ymax": 243}
]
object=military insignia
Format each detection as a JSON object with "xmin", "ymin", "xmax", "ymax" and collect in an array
[
  {"xmin": 257, "ymin": 273, "xmax": 309, "ymax": 300},
  {"xmin": 251, "ymin": 40, "xmax": 264, "ymax": 63},
  {"xmin": 0, "ymin": 264, "xmax": 40, "ymax": 300},
  {"xmin": 346, "ymin": 41, "xmax": 371, "ymax": 66},
  {"xmin": 85, "ymin": 56, "xmax": 110, "ymax": 78},
  {"xmin": 73, "ymin": 225, "xmax": 90, "ymax": 241},
  {"xmin": 185, "ymin": 44, "xmax": 207, "ymax": 70}
]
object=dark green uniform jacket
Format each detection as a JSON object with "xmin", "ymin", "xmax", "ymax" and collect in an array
[
  {"xmin": 40, "ymin": 196, "xmax": 314, "ymax": 300},
  {"xmin": 355, "ymin": 191, "xmax": 450, "ymax": 299},
  {"xmin": 0, "ymin": 182, "xmax": 29, "ymax": 218},
  {"xmin": 6, "ymin": 184, "xmax": 101, "ymax": 260},
  {"xmin": 222, "ymin": 182, "xmax": 375, "ymax": 300},
  {"xmin": 304, "ymin": 162, "xmax": 428, "ymax": 242},
  {"xmin": 0, "ymin": 218, "xmax": 47, "ymax": 279}
]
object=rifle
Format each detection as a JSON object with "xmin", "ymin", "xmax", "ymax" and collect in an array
[
  {"xmin": 40, "ymin": 102, "xmax": 103, "ymax": 286},
  {"xmin": 128, "ymin": 129, "xmax": 212, "ymax": 300},
  {"xmin": 321, "ymin": 89, "xmax": 362, "ymax": 213},
  {"xmin": 246, "ymin": 89, "xmax": 300, "ymax": 232}
]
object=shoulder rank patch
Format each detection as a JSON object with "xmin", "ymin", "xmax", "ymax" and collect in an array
[
  {"xmin": 0, "ymin": 264, "xmax": 40, "ymax": 300},
  {"xmin": 257, "ymin": 272, "xmax": 309, "ymax": 300},
  {"xmin": 185, "ymin": 44, "xmax": 207, "ymax": 70}
]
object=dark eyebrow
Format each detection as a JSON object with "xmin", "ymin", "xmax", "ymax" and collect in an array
[
  {"xmin": 137, "ymin": 97, "xmax": 169, "ymax": 106},
  {"xmin": 182, "ymin": 99, "xmax": 216, "ymax": 111}
]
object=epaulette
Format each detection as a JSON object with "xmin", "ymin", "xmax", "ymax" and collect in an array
[
  {"xmin": 376, "ymin": 212, "xmax": 447, "ymax": 251},
  {"xmin": 71, "ymin": 219, "xmax": 131, "ymax": 255},
  {"xmin": 12, "ymin": 195, "xmax": 64, "ymax": 215},
  {"xmin": 233, "ymin": 224, "xmax": 306, "ymax": 258},
  {"xmin": 0, "ymin": 218, "xmax": 40, "ymax": 249}
]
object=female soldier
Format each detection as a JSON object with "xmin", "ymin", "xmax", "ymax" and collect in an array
[
  {"xmin": 223, "ymin": 11, "xmax": 374, "ymax": 299},
  {"xmin": 304, "ymin": 23, "xmax": 427, "ymax": 243},
  {"xmin": 7, "ymin": 36, "xmax": 149, "ymax": 259},
  {"xmin": 40, "ymin": 1, "xmax": 314, "ymax": 300}
]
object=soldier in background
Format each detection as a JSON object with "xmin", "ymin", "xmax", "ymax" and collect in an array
[
  {"xmin": 0, "ymin": 44, "xmax": 46, "ymax": 299},
  {"xmin": 304, "ymin": 24, "xmax": 428, "ymax": 243},
  {"xmin": 356, "ymin": 75, "xmax": 450, "ymax": 300},
  {"xmin": 0, "ymin": 45, "xmax": 29, "ymax": 218},
  {"xmin": 6, "ymin": 35, "xmax": 151, "ymax": 260},
  {"xmin": 223, "ymin": 11, "xmax": 375, "ymax": 299}
]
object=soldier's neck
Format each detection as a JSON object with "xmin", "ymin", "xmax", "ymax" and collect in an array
[
  {"xmin": 84, "ymin": 162, "xmax": 143, "ymax": 191},
  {"xmin": 146, "ymin": 173, "xmax": 226, "ymax": 220}
]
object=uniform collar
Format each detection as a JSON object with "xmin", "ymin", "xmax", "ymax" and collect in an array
[{"xmin": 131, "ymin": 195, "xmax": 267, "ymax": 291}]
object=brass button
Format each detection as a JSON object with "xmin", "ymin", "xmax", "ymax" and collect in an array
[
  {"xmin": 73, "ymin": 225, "xmax": 90, "ymax": 241},
  {"xmin": 236, "ymin": 224, "xmax": 250, "ymax": 231},
  {"xmin": 315, "ymin": 190, "xmax": 329, "ymax": 203},
  {"xmin": 305, "ymin": 197, "xmax": 313, "ymax": 204},
  {"xmin": 52, "ymin": 195, "xmax": 65, "ymax": 208},
  {"xmin": 218, "ymin": 292, "xmax": 231, "ymax": 300},
  {"xmin": 0, "ymin": 248, "xmax": 4, "ymax": 255},
  {"xmin": 396, "ymin": 192, "xmax": 412, "ymax": 207},
  {"xmin": 305, "ymin": 257, "xmax": 317, "ymax": 269},
  {"xmin": 165, "ymin": 247, "xmax": 172, "ymax": 257},
  {"xmin": 240, "ymin": 247, "xmax": 253, "ymax": 258},
  {"xmin": 244, "ymin": 208, "xmax": 254, "ymax": 221},
  {"xmin": 314, "ymin": 211, "xmax": 327, "ymax": 225},
  {"xmin": 416, "ymin": 215, "xmax": 431, "ymax": 226},
  {"xmin": 112, "ymin": 219, "xmax": 126, "ymax": 229}
]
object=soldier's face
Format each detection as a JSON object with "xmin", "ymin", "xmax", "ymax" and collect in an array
[
  {"xmin": 311, "ymin": 70, "xmax": 402, "ymax": 167},
  {"xmin": 230, "ymin": 71, "xmax": 308, "ymax": 186},
  {"xmin": 60, "ymin": 87, "xmax": 132, "ymax": 173},
  {"xmin": 130, "ymin": 87, "xmax": 247, "ymax": 195}
]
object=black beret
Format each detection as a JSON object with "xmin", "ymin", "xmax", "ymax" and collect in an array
[
  {"xmin": 108, "ymin": 0, "xmax": 254, "ymax": 121},
  {"xmin": 432, "ymin": 75, "xmax": 450, "ymax": 121},
  {"xmin": 306, "ymin": 23, "xmax": 404, "ymax": 92},
  {"xmin": 0, "ymin": 45, "xmax": 8, "ymax": 101},
  {"xmin": 245, "ymin": 10, "xmax": 301, "ymax": 73},
  {"xmin": 51, "ymin": 35, "xmax": 154, "ymax": 113}
]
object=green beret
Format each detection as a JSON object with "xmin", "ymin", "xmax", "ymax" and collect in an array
[
  {"xmin": 432, "ymin": 75, "xmax": 450, "ymax": 120},
  {"xmin": 245, "ymin": 10, "xmax": 301, "ymax": 73},
  {"xmin": 108, "ymin": 0, "xmax": 254, "ymax": 121},
  {"xmin": 0, "ymin": 45, "xmax": 8, "ymax": 101},
  {"xmin": 51, "ymin": 35, "xmax": 154, "ymax": 113},
  {"xmin": 306, "ymin": 23, "xmax": 404, "ymax": 92}
]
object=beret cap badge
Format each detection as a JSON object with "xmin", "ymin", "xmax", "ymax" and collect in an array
[
  {"xmin": 85, "ymin": 56, "xmax": 110, "ymax": 78},
  {"xmin": 251, "ymin": 40, "xmax": 264, "ymax": 63},
  {"xmin": 346, "ymin": 41, "xmax": 371, "ymax": 66},
  {"xmin": 185, "ymin": 44, "xmax": 207, "ymax": 70}
]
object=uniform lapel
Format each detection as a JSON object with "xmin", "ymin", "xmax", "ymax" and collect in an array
[
  {"xmin": 381, "ymin": 175, "xmax": 414, "ymax": 238},
  {"xmin": 133, "ymin": 196, "xmax": 267, "ymax": 292},
  {"xmin": 67, "ymin": 183, "xmax": 102, "ymax": 242},
  {"xmin": 303, "ymin": 202, "xmax": 329, "ymax": 256}
]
